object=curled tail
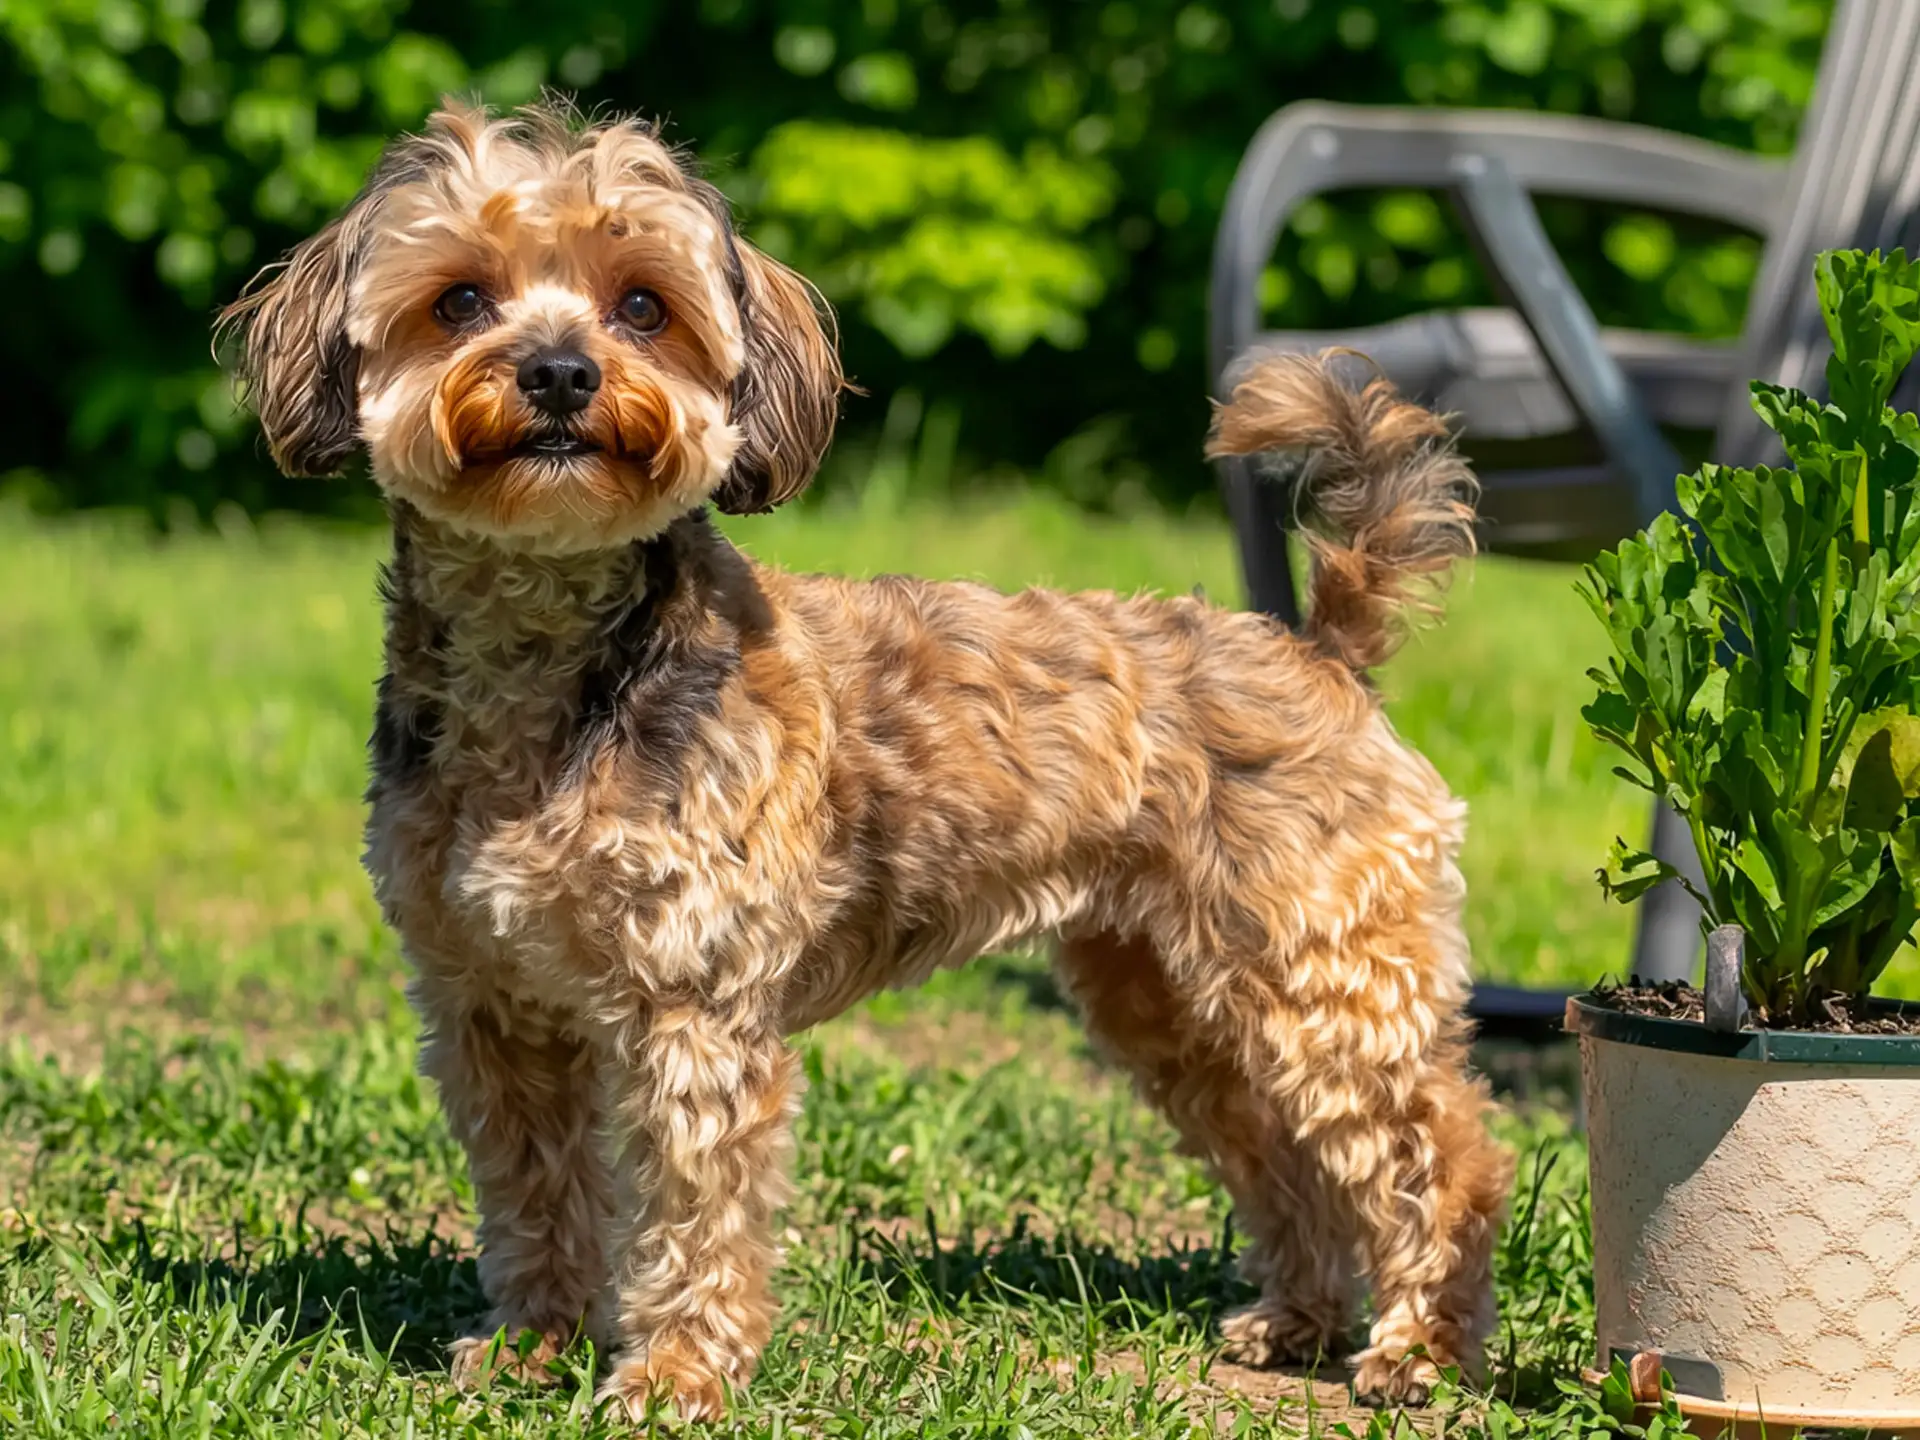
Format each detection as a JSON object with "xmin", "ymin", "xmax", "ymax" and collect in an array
[{"xmin": 1206, "ymin": 350, "xmax": 1478, "ymax": 671}]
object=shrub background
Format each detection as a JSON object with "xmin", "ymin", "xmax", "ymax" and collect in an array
[{"xmin": 0, "ymin": 0, "xmax": 1829, "ymax": 518}]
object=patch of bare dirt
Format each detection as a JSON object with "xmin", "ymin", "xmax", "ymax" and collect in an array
[
  {"xmin": 813, "ymin": 1004, "xmax": 1112, "ymax": 1091},
  {"xmin": 0, "ymin": 971, "xmax": 406, "ymax": 1074},
  {"xmin": 0, "ymin": 988, "xmax": 195, "ymax": 1073},
  {"xmin": 843, "ymin": 1189, "xmax": 1218, "ymax": 1257},
  {"xmin": 859, "ymin": 1320, "xmax": 1410, "ymax": 1433},
  {"xmin": 1049, "ymin": 1348, "xmax": 1424, "ymax": 1433},
  {"xmin": 0, "ymin": 1176, "xmax": 477, "ymax": 1259}
]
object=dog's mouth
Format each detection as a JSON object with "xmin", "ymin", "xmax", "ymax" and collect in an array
[{"xmin": 509, "ymin": 431, "xmax": 604, "ymax": 460}]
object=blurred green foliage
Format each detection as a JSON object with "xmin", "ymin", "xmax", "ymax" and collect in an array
[{"xmin": 0, "ymin": 0, "xmax": 1830, "ymax": 516}]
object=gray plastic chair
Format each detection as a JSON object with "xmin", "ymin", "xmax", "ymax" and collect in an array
[{"xmin": 1210, "ymin": 0, "xmax": 1920, "ymax": 996}]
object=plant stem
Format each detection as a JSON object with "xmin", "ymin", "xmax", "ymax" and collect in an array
[
  {"xmin": 1797, "ymin": 535, "xmax": 1840, "ymax": 816},
  {"xmin": 1854, "ymin": 451, "xmax": 1871, "ymax": 552}
]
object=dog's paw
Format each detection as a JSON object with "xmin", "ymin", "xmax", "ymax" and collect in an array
[
  {"xmin": 596, "ymin": 1341, "xmax": 732, "ymax": 1424},
  {"xmin": 1219, "ymin": 1299, "xmax": 1349, "ymax": 1368},
  {"xmin": 448, "ymin": 1326, "xmax": 570, "ymax": 1389},
  {"xmin": 1350, "ymin": 1347, "xmax": 1441, "ymax": 1409}
]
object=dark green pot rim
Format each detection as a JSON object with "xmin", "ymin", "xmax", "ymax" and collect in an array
[{"xmin": 1565, "ymin": 993, "xmax": 1920, "ymax": 1066}]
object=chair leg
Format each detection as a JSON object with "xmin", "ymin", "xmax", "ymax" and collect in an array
[
  {"xmin": 1631, "ymin": 800, "xmax": 1703, "ymax": 985},
  {"xmin": 1218, "ymin": 454, "xmax": 1301, "ymax": 625}
]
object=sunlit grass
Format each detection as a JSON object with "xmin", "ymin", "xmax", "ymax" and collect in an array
[
  {"xmin": 0, "ymin": 492, "xmax": 1704, "ymax": 1435},
  {"xmin": 0, "ymin": 489, "xmax": 1682, "ymax": 1000}
]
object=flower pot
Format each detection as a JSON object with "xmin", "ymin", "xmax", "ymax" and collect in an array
[{"xmin": 1565, "ymin": 995, "xmax": 1920, "ymax": 1435}]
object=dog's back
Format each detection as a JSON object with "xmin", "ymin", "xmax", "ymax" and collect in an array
[{"xmin": 758, "ymin": 362, "xmax": 1506, "ymax": 1404}]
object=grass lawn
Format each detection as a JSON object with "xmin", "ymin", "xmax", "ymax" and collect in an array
[
  {"xmin": 0, "ymin": 493, "xmax": 1740, "ymax": 1435},
  {"xmin": 2, "ymin": 489, "xmax": 1680, "ymax": 996}
]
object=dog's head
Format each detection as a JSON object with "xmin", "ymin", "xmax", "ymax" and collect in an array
[{"xmin": 220, "ymin": 100, "xmax": 841, "ymax": 551}]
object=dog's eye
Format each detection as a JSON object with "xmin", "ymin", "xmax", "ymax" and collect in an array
[
  {"xmin": 616, "ymin": 288, "xmax": 668, "ymax": 335},
  {"xmin": 433, "ymin": 283, "xmax": 489, "ymax": 327}
]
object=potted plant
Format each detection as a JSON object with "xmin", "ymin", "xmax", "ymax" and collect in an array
[{"xmin": 1566, "ymin": 248, "xmax": 1920, "ymax": 1434}]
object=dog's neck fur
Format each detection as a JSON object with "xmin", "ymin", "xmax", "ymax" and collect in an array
[
  {"xmin": 375, "ymin": 504, "xmax": 667, "ymax": 789},
  {"xmin": 369, "ymin": 501, "xmax": 766, "ymax": 801}
]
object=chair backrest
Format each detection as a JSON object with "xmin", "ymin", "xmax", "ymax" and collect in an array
[
  {"xmin": 1207, "ymin": 0, "xmax": 1920, "ymax": 592},
  {"xmin": 1719, "ymin": 0, "xmax": 1920, "ymax": 465}
]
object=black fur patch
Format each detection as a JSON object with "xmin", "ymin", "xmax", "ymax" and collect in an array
[
  {"xmin": 373, "ymin": 522, "xmax": 408, "ymax": 608},
  {"xmin": 559, "ymin": 514, "xmax": 767, "ymax": 789},
  {"xmin": 370, "ymin": 671, "xmax": 440, "ymax": 783},
  {"xmin": 367, "ymin": 515, "xmax": 441, "ymax": 787}
]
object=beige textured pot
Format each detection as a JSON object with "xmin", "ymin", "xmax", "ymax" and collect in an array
[{"xmin": 1567, "ymin": 996, "xmax": 1920, "ymax": 1435}]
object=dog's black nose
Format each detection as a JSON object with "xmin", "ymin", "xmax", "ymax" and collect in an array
[{"xmin": 516, "ymin": 347, "xmax": 601, "ymax": 416}]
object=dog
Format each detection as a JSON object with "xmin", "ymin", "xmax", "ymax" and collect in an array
[{"xmin": 219, "ymin": 99, "xmax": 1511, "ymax": 1422}]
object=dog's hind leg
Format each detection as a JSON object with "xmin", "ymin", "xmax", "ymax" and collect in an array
[
  {"xmin": 1053, "ymin": 930, "xmax": 1361, "ymax": 1366},
  {"xmin": 1218, "ymin": 911, "xmax": 1512, "ymax": 1406}
]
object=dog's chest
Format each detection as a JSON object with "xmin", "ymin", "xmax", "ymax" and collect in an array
[
  {"xmin": 370, "ymin": 694, "xmax": 589, "ymax": 985},
  {"xmin": 367, "ymin": 531, "xmax": 659, "ymax": 1000}
]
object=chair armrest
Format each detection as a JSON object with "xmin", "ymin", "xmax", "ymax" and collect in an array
[
  {"xmin": 1209, "ymin": 101, "xmax": 1786, "ymax": 384},
  {"xmin": 1450, "ymin": 156, "xmax": 1687, "ymax": 527}
]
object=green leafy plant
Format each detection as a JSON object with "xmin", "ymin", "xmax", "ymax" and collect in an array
[
  {"xmin": 742, "ymin": 122, "xmax": 1114, "ymax": 359},
  {"xmin": 1583, "ymin": 249, "xmax": 1920, "ymax": 1023}
]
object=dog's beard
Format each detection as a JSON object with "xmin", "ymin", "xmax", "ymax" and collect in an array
[{"xmin": 372, "ymin": 349, "xmax": 738, "ymax": 551}]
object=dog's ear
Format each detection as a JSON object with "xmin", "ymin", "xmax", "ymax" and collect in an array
[
  {"xmin": 711, "ymin": 240, "xmax": 843, "ymax": 515},
  {"xmin": 218, "ymin": 193, "xmax": 381, "ymax": 478}
]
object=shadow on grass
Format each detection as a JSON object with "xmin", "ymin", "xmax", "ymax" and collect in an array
[
  {"xmin": 99, "ymin": 1186, "xmax": 1582, "ymax": 1409},
  {"xmin": 975, "ymin": 952, "xmax": 1075, "ymax": 1014},
  {"xmin": 976, "ymin": 949, "xmax": 1584, "ymax": 1109},
  {"xmin": 844, "ymin": 1218, "xmax": 1376, "ymax": 1405},
  {"xmin": 851, "ymin": 1213, "xmax": 1254, "ymax": 1321},
  {"xmin": 128, "ymin": 1220, "xmax": 483, "ymax": 1373},
  {"xmin": 849, "ymin": 1206, "xmax": 1592, "ymax": 1411}
]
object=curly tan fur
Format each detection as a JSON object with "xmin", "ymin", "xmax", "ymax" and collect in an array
[
  {"xmin": 1208, "ymin": 352, "xmax": 1478, "ymax": 671},
  {"xmin": 224, "ymin": 100, "xmax": 1510, "ymax": 1423}
]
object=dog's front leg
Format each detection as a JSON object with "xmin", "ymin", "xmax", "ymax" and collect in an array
[
  {"xmin": 594, "ymin": 1000, "xmax": 804, "ymax": 1422},
  {"xmin": 416, "ymin": 993, "xmax": 611, "ymax": 1388}
]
